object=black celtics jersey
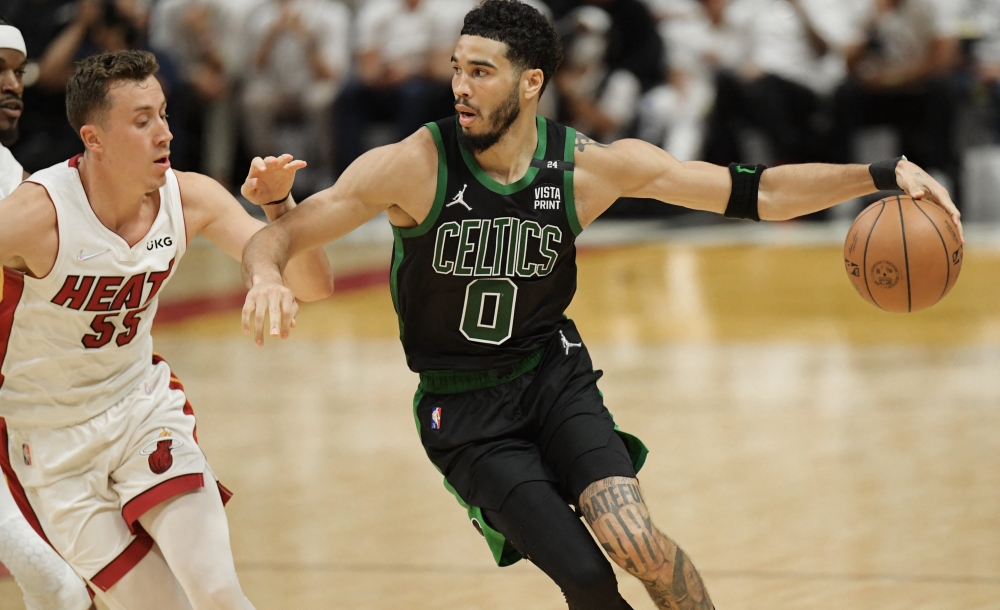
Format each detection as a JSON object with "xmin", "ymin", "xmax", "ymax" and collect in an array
[{"xmin": 390, "ymin": 116, "xmax": 581, "ymax": 373}]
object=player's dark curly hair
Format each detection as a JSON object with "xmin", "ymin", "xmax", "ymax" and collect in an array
[
  {"xmin": 461, "ymin": 0, "xmax": 562, "ymax": 95},
  {"xmin": 66, "ymin": 50, "xmax": 159, "ymax": 134}
]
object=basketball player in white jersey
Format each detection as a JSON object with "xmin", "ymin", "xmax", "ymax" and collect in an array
[
  {"xmin": 0, "ymin": 20, "xmax": 93, "ymax": 610},
  {"xmin": 0, "ymin": 49, "xmax": 334, "ymax": 609}
]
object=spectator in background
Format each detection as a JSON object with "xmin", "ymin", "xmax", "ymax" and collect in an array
[
  {"xmin": 704, "ymin": 0, "xmax": 854, "ymax": 166},
  {"xmin": 831, "ymin": 0, "xmax": 962, "ymax": 188},
  {"xmin": 970, "ymin": 0, "xmax": 1000, "ymax": 140},
  {"xmin": 556, "ymin": 6, "xmax": 642, "ymax": 142},
  {"xmin": 150, "ymin": 0, "xmax": 242, "ymax": 184},
  {"xmin": 243, "ymin": 0, "xmax": 350, "ymax": 191},
  {"xmin": 585, "ymin": 0, "xmax": 665, "ymax": 93},
  {"xmin": 638, "ymin": 0, "xmax": 748, "ymax": 160},
  {"xmin": 3, "ymin": 0, "xmax": 172, "ymax": 172},
  {"xmin": 335, "ymin": 0, "xmax": 469, "ymax": 170},
  {"xmin": 3, "ymin": 0, "xmax": 99, "ymax": 171}
]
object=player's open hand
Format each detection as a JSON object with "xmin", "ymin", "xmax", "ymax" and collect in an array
[
  {"xmin": 896, "ymin": 158, "xmax": 964, "ymax": 244},
  {"xmin": 242, "ymin": 280, "xmax": 299, "ymax": 346},
  {"xmin": 241, "ymin": 154, "xmax": 308, "ymax": 206}
]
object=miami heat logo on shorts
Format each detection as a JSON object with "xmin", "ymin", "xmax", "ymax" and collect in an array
[{"xmin": 139, "ymin": 428, "xmax": 184, "ymax": 474}]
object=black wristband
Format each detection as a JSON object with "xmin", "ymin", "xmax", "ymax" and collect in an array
[
  {"xmin": 724, "ymin": 163, "xmax": 766, "ymax": 222},
  {"xmin": 869, "ymin": 156, "xmax": 904, "ymax": 191},
  {"xmin": 262, "ymin": 190, "xmax": 292, "ymax": 206}
]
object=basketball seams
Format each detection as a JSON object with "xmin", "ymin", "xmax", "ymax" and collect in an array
[
  {"xmin": 896, "ymin": 196, "xmax": 912, "ymax": 313},
  {"xmin": 911, "ymin": 199, "xmax": 951, "ymax": 303},
  {"xmin": 862, "ymin": 202, "xmax": 886, "ymax": 311}
]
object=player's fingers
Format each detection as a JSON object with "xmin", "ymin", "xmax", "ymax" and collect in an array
[
  {"xmin": 268, "ymin": 290, "xmax": 282, "ymax": 338},
  {"xmin": 254, "ymin": 294, "xmax": 268, "ymax": 346},
  {"xmin": 240, "ymin": 178, "xmax": 261, "ymax": 202},
  {"xmin": 241, "ymin": 296, "xmax": 255, "ymax": 336},
  {"xmin": 264, "ymin": 155, "xmax": 278, "ymax": 168},
  {"xmin": 251, "ymin": 156, "xmax": 266, "ymax": 174},
  {"xmin": 286, "ymin": 159, "xmax": 308, "ymax": 171},
  {"xmin": 944, "ymin": 200, "xmax": 965, "ymax": 244},
  {"xmin": 280, "ymin": 292, "xmax": 297, "ymax": 339},
  {"xmin": 926, "ymin": 182, "xmax": 965, "ymax": 244}
]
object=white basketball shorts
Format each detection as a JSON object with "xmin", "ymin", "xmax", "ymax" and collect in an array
[{"xmin": 0, "ymin": 355, "xmax": 231, "ymax": 592}]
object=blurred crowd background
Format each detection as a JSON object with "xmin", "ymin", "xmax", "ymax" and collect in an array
[{"xmin": 3, "ymin": 0, "xmax": 1000, "ymax": 220}]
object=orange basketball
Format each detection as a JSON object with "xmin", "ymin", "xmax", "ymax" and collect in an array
[{"xmin": 844, "ymin": 195, "xmax": 962, "ymax": 313}]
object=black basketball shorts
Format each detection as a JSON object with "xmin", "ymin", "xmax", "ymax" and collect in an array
[{"xmin": 411, "ymin": 319, "xmax": 647, "ymax": 566}]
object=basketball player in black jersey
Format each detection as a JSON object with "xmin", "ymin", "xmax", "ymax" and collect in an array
[{"xmin": 240, "ymin": 1, "xmax": 962, "ymax": 607}]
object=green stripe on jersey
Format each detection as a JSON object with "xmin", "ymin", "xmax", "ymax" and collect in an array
[
  {"xmin": 563, "ymin": 127, "xmax": 582, "ymax": 236},
  {"xmin": 459, "ymin": 116, "xmax": 548, "ymax": 195},
  {"xmin": 399, "ymin": 122, "xmax": 449, "ymax": 239}
]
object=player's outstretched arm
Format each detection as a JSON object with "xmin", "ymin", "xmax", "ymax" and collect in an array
[
  {"xmin": 572, "ymin": 135, "xmax": 963, "ymax": 240},
  {"xmin": 178, "ymin": 163, "xmax": 335, "ymax": 333},
  {"xmin": 241, "ymin": 130, "xmax": 438, "ymax": 345}
]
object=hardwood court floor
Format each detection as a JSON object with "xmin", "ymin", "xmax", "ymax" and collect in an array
[{"xmin": 2, "ymin": 236, "xmax": 1000, "ymax": 609}]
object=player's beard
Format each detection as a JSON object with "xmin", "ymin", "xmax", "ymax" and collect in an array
[
  {"xmin": 0, "ymin": 122, "xmax": 18, "ymax": 147},
  {"xmin": 0, "ymin": 94, "xmax": 21, "ymax": 147},
  {"xmin": 456, "ymin": 84, "xmax": 521, "ymax": 154}
]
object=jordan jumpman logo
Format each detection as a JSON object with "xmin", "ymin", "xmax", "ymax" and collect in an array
[
  {"xmin": 560, "ymin": 331, "xmax": 582, "ymax": 355},
  {"xmin": 447, "ymin": 184, "xmax": 472, "ymax": 211}
]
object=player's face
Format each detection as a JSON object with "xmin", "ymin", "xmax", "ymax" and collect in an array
[
  {"xmin": 99, "ymin": 75, "xmax": 173, "ymax": 190},
  {"xmin": 0, "ymin": 48, "xmax": 26, "ymax": 146},
  {"xmin": 451, "ymin": 35, "xmax": 523, "ymax": 152}
]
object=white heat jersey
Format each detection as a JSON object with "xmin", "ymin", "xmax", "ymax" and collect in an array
[
  {"xmin": 0, "ymin": 156, "xmax": 186, "ymax": 428},
  {"xmin": 0, "ymin": 143, "xmax": 24, "ymax": 198}
]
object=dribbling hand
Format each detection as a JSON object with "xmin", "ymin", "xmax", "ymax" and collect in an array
[
  {"xmin": 895, "ymin": 158, "xmax": 964, "ymax": 244},
  {"xmin": 242, "ymin": 280, "xmax": 299, "ymax": 346},
  {"xmin": 241, "ymin": 154, "xmax": 308, "ymax": 206}
]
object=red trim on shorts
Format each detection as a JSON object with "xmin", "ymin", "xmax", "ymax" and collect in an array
[
  {"xmin": 89, "ymin": 529, "xmax": 154, "ymax": 592},
  {"xmin": 218, "ymin": 482, "xmax": 233, "ymax": 506},
  {"xmin": 0, "ymin": 268, "xmax": 25, "ymax": 390},
  {"xmin": 148, "ymin": 354, "xmax": 232, "ymax": 501},
  {"xmin": 0, "ymin": 418, "xmax": 51, "ymax": 544},
  {"xmin": 121, "ymin": 473, "xmax": 204, "ymax": 534}
]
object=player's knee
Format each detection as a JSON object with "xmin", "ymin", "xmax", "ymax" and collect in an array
[
  {"xmin": 580, "ymin": 478, "xmax": 669, "ymax": 581},
  {"xmin": 174, "ymin": 563, "xmax": 246, "ymax": 610},
  {"xmin": 602, "ymin": 532, "xmax": 668, "ymax": 581},
  {"xmin": 195, "ymin": 575, "xmax": 247, "ymax": 610},
  {"xmin": 557, "ymin": 555, "xmax": 623, "ymax": 610}
]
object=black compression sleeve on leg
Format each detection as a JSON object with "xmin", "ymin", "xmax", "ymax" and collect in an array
[
  {"xmin": 724, "ymin": 163, "xmax": 767, "ymax": 221},
  {"xmin": 482, "ymin": 481, "xmax": 634, "ymax": 610}
]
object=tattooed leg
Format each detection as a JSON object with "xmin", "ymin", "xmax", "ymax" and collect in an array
[{"xmin": 579, "ymin": 476, "xmax": 714, "ymax": 610}]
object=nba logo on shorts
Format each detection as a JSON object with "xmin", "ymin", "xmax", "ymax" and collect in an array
[
  {"xmin": 21, "ymin": 444, "xmax": 31, "ymax": 466},
  {"xmin": 431, "ymin": 407, "xmax": 442, "ymax": 430}
]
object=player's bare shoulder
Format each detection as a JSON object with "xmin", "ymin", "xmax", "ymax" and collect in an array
[
  {"xmin": 572, "ymin": 131, "xmax": 693, "ymax": 227},
  {"xmin": 343, "ymin": 126, "xmax": 440, "ymax": 229},
  {"xmin": 570, "ymin": 132, "xmax": 639, "ymax": 228},
  {"xmin": 0, "ymin": 181, "xmax": 59, "ymax": 277},
  {"xmin": 173, "ymin": 169, "xmax": 236, "ymax": 237}
]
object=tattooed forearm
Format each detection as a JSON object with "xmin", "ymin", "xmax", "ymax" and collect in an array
[
  {"xmin": 581, "ymin": 477, "xmax": 714, "ymax": 610},
  {"xmin": 576, "ymin": 132, "xmax": 607, "ymax": 152}
]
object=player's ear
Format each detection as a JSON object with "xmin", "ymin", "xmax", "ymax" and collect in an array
[
  {"xmin": 79, "ymin": 124, "xmax": 103, "ymax": 154},
  {"xmin": 523, "ymin": 68, "xmax": 544, "ymax": 101}
]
